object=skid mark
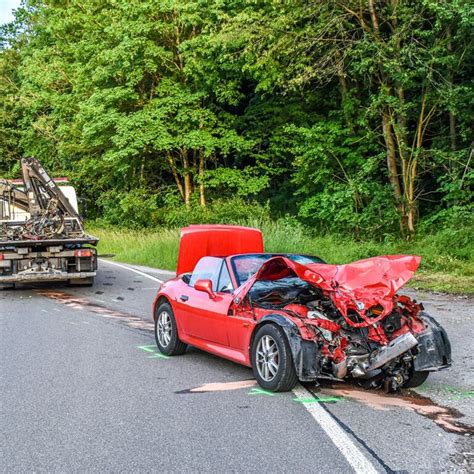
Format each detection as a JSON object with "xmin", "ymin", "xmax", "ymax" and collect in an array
[
  {"xmin": 36, "ymin": 290, "xmax": 154, "ymax": 332},
  {"xmin": 317, "ymin": 383, "xmax": 473, "ymax": 434}
]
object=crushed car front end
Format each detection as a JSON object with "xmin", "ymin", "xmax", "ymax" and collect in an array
[{"xmin": 242, "ymin": 255, "xmax": 451, "ymax": 391}]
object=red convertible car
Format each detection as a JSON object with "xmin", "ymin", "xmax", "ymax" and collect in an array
[{"xmin": 152, "ymin": 225, "xmax": 451, "ymax": 392}]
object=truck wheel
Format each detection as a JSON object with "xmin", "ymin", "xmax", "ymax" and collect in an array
[
  {"xmin": 68, "ymin": 277, "xmax": 94, "ymax": 287},
  {"xmin": 251, "ymin": 324, "xmax": 298, "ymax": 392},
  {"xmin": 154, "ymin": 302, "xmax": 187, "ymax": 356}
]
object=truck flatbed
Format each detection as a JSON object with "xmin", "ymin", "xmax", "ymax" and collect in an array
[{"xmin": 0, "ymin": 235, "xmax": 99, "ymax": 249}]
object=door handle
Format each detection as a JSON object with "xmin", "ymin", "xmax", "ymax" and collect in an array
[{"xmin": 179, "ymin": 295, "xmax": 189, "ymax": 302}]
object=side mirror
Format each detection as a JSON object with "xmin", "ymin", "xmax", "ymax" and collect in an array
[{"xmin": 194, "ymin": 279, "xmax": 216, "ymax": 299}]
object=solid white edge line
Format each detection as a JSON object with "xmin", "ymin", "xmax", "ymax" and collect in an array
[
  {"xmin": 99, "ymin": 259, "xmax": 164, "ymax": 284},
  {"xmin": 292, "ymin": 384, "xmax": 379, "ymax": 474}
]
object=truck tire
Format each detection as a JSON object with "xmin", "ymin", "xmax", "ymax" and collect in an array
[{"xmin": 68, "ymin": 277, "xmax": 94, "ymax": 287}]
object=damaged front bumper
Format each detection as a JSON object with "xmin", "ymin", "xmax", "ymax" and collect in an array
[
  {"xmin": 274, "ymin": 311, "xmax": 452, "ymax": 383},
  {"xmin": 413, "ymin": 313, "xmax": 452, "ymax": 371}
]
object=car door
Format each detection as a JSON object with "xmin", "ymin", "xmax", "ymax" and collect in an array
[
  {"xmin": 176, "ymin": 257, "xmax": 233, "ymax": 346},
  {"xmin": 226, "ymin": 303, "xmax": 255, "ymax": 355}
]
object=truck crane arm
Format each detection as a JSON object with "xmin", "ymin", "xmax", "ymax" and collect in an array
[
  {"xmin": 1, "ymin": 157, "xmax": 86, "ymax": 240},
  {"xmin": 0, "ymin": 179, "xmax": 30, "ymax": 217},
  {"xmin": 21, "ymin": 156, "xmax": 82, "ymax": 220}
]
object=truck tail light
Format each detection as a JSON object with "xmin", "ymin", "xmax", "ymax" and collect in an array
[
  {"xmin": 74, "ymin": 249, "xmax": 93, "ymax": 258},
  {"xmin": 0, "ymin": 254, "xmax": 4, "ymax": 261}
]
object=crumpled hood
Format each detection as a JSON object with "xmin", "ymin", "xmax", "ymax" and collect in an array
[{"xmin": 237, "ymin": 255, "xmax": 421, "ymax": 327}]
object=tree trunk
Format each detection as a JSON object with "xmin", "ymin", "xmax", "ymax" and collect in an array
[
  {"xmin": 382, "ymin": 110, "xmax": 406, "ymax": 234},
  {"xmin": 182, "ymin": 149, "xmax": 192, "ymax": 206},
  {"xmin": 368, "ymin": 0, "xmax": 381, "ymax": 41},
  {"xmin": 199, "ymin": 147, "xmax": 205, "ymax": 206},
  {"xmin": 449, "ymin": 113, "xmax": 457, "ymax": 152},
  {"xmin": 447, "ymin": 27, "xmax": 457, "ymax": 152},
  {"xmin": 166, "ymin": 151, "xmax": 185, "ymax": 201},
  {"xmin": 382, "ymin": 112, "xmax": 402, "ymax": 197}
]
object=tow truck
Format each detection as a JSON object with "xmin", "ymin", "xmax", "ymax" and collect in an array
[{"xmin": 0, "ymin": 157, "xmax": 98, "ymax": 288}]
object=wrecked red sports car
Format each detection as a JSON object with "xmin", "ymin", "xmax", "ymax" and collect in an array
[{"xmin": 152, "ymin": 225, "xmax": 451, "ymax": 392}]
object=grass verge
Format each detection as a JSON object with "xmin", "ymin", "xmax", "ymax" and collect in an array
[{"xmin": 88, "ymin": 223, "xmax": 474, "ymax": 295}]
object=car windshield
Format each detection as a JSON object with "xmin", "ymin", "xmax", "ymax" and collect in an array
[{"xmin": 230, "ymin": 253, "xmax": 325, "ymax": 286}]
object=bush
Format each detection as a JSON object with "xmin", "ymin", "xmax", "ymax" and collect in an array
[
  {"xmin": 97, "ymin": 189, "xmax": 159, "ymax": 228},
  {"xmin": 154, "ymin": 197, "xmax": 272, "ymax": 228}
]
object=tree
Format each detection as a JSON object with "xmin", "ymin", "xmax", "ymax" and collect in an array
[{"xmin": 215, "ymin": 0, "xmax": 474, "ymax": 235}]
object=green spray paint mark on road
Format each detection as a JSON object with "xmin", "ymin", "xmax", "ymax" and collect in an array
[
  {"xmin": 138, "ymin": 345, "xmax": 156, "ymax": 353},
  {"xmin": 443, "ymin": 386, "xmax": 474, "ymax": 399},
  {"xmin": 248, "ymin": 388, "xmax": 276, "ymax": 397},
  {"xmin": 293, "ymin": 396, "xmax": 342, "ymax": 404},
  {"xmin": 148, "ymin": 354, "xmax": 170, "ymax": 360},
  {"xmin": 138, "ymin": 345, "xmax": 169, "ymax": 360},
  {"xmin": 418, "ymin": 383, "xmax": 473, "ymax": 400}
]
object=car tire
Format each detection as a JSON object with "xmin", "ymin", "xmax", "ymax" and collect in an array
[
  {"xmin": 403, "ymin": 368, "xmax": 429, "ymax": 388},
  {"xmin": 251, "ymin": 324, "xmax": 298, "ymax": 392},
  {"xmin": 154, "ymin": 301, "xmax": 187, "ymax": 356}
]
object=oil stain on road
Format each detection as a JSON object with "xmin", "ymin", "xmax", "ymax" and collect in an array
[
  {"xmin": 36, "ymin": 289, "xmax": 154, "ymax": 332},
  {"xmin": 313, "ymin": 382, "xmax": 474, "ymax": 435}
]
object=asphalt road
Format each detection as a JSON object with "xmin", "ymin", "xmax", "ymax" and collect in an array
[{"xmin": 1, "ymin": 260, "xmax": 473, "ymax": 472}]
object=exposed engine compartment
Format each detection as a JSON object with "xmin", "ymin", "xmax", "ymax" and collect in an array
[{"xmin": 249, "ymin": 276, "xmax": 439, "ymax": 391}]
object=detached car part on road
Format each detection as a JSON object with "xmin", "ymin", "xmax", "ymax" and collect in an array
[
  {"xmin": 153, "ymin": 225, "xmax": 451, "ymax": 392},
  {"xmin": 0, "ymin": 157, "xmax": 98, "ymax": 287}
]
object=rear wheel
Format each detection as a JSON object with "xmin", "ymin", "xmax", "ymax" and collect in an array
[
  {"xmin": 154, "ymin": 302, "xmax": 187, "ymax": 356},
  {"xmin": 251, "ymin": 324, "xmax": 298, "ymax": 392}
]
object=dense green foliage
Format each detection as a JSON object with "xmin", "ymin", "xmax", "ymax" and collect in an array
[
  {"xmin": 90, "ymin": 221, "xmax": 474, "ymax": 294},
  {"xmin": 1, "ymin": 0, "xmax": 473, "ymax": 239}
]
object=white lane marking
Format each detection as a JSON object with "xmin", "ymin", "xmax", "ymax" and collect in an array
[
  {"xmin": 99, "ymin": 259, "xmax": 163, "ymax": 284},
  {"xmin": 124, "ymin": 263, "xmax": 175, "ymax": 276},
  {"xmin": 292, "ymin": 384, "xmax": 379, "ymax": 474}
]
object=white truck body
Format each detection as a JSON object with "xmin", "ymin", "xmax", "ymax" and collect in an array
[{"xmin": 0, "ymin": 159, "xmax": 98, "ymax": 287}]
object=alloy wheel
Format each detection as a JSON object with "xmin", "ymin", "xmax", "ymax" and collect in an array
[
  {"xmin": 157, "ymin": 311, "xmax": 172, "ymax": 347},
  {"xmin": 256, "ymin": 335, "xmax": 280, "ymax": 382}
]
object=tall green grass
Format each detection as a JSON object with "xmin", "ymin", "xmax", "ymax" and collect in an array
[
  {"xmin": 88, "ymin": 221, "xmax": 474, "ymax": 294},
  {"xmin": 90, "ymin": 227, "xmax": 180, "ymax": 270}
]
